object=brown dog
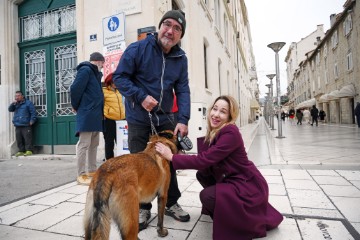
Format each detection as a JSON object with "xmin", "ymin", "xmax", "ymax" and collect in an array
[{"xmin": 83, "ymin": 131, "xmax": 178, "ymax": 240}]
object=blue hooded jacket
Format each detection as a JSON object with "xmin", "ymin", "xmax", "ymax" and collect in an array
[
  {"xmin": 8, "ymin": 99, "xmax": 37, "ymax": 127},
  {"xmin": 113, "ymin": 33, "xmax": 190, "ymax": 126},
  {"xmin": 70, "ymin": 62, "xmax": 104, "ymax": 135}
]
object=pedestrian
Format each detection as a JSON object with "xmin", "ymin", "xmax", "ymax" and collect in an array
[
  {"xmin": 303, "ymin": 108, "xmax": 311, "ymax": 124},
  {"xmin": 8, "ymin": 91, "xmax": 37, "ymax": 157},
  {"xmin": 355, "ymin": 102, "xmax": 360, "ymax": 128},
  {"xmin": 296, "ymin": 109, "xmax": 303, "ymax": 125},
  {"xmin": 310, "ymin": 105, "xmax": 319, "ymax": 126},
  {"xmin": 319, "ymin": 109, "xmax": 326, "ymax": 122},
  {"xmin": 155, "ymin": 95, "xmax": 283, "ymax": 240},
  {"xmin": 102, "ymin": 72, "xmax": 126, "ymax": 160},
  {"xmin": 70, "ymin": 52, "xmax": 105, "ymax": 185},
  {"xmin": 288, "ymin": 108, "xmax": 295, "ymax": 125},
  {"xmin": 113, "ymin": 10, "xmax": 191, "ymax": 230},
  {"xmin": 281, "ymin": 111, "xmax": 286, "ymax": 121}
]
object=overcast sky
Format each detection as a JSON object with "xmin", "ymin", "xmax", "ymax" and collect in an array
[{"xmin": 245, "ymin": 0, "xmax": 346, "ymax": 98}]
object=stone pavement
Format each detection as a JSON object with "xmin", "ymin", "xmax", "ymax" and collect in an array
[{"xmin": 0, "ymin": 118, "xmax": 359, "ymax": 239}]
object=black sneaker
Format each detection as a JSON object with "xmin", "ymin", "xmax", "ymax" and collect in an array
[
  {"xmin": 165, "ymin": 203, "xmax": 190, "ymax": 222},
  {"xmin": 139, "ymin": 209, "xmax": 151, "ymax": 231}
]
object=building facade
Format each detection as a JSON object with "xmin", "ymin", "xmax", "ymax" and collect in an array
[
  {"xmin": 0, "ymin": 0, "xmax": 259, "ymax": 158},
  {"xmin": 287, "ymin": 0, "xmax": 359, "ymax": 125}
]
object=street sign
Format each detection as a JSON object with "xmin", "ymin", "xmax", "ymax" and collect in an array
[{"xmin": 102, "ymin": 12, "xmax": 125, "ymax": 46}]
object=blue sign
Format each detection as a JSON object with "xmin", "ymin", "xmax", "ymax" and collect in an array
[
  {"xmin": 103, "ymin": 13, "xmax": 125, "ymax": 46},
  {"xmin": 90, "ymin": 34, "xmax": 97, "ymax": 41},
  {"xmin": 108, "ymin": 17, "xmax": 119, "ymax": 32}
]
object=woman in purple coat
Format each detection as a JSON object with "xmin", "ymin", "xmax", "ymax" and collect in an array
[{"xmin": 155, "ymin": 95, "xmax": 283, "ymax": 240}]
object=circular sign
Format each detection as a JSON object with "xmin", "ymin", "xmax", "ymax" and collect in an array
[{"xmin": 108, "ymin": 17, "xmax": 119, "ymax": 32}]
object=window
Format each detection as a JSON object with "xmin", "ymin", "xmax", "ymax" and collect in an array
[
  {"xmin": 324, "ymin": 58, "xmax": 328, "ymax": 84},
  {"xmin": 331, "ymin": 30, "xmax": 338, "ymax": 49},
  {"xmin": 215, "ymin": 0, "xmax": 221, "ymax": 31},
  {"xmin": 343, "ymin": 14, "xmax": 352, "ymax": 36},
  {"xmin": 224, "ymin": 15, "xmax": 228, "ymax": 47},
  {"xmin": 218, "ymin": 59, "xmax": 222, "ymax": 94},
  {"xmin": 323, "ymin": 43, "xmax": 328, "ymax": 58},
  {"xmin": 204, "ymin": 42, "xmax": 209, "ymax": 89},
  {"xmin": 317, "ymin": 76, "xmax": 321, "ymax": 89},
  {"xmin": 334, "ymin": 63, "xmax": 339, "ymax": 79},
  {"xmin": 316, "ymin": 52, "xmax": 320, "ymax": 66},
  {"xmin": 346, "ymin": 52, "xmax": 353, "ymax": 71}
]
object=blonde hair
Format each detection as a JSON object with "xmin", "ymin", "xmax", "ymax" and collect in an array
[{"xmin": 204, "ymin": 95, "xmax": 239, "ymax": 144}]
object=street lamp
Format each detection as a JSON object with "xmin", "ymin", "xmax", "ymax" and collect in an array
[
  {"xmin": 265, "ymin": 84, "xmax": 271, "ymax": 126},
  {"xmin": 267, "ymin": 42, "xmax": 286, "ymax": 138},
  {"xmin": 266, "ymin": 74, "xmax": 276, "ymax": 130}
]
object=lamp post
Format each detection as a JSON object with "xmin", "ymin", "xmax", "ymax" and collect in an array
[
  {"xmin": 265, "ymin": 84, "xmax": 271, "ymax": 126},
  {"xmin": 267, "ymin": 42, "xmax": 286, "ymax": 138},
  {"xmin": 266, "ymin": 74, "xmax": 276, "ymax": 130}
]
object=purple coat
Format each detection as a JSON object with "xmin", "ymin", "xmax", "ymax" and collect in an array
[{"xmin": 172, "ymin": 124, "xmax": 283, "ymax": 240}]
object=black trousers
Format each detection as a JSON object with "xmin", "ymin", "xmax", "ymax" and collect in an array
[
  {"xmin": 15, "ymin": 126, "xmax": 33, "ymax": 152},
  {"xmin": 128, "ymin": 122, "xmax": 180, "ymax": 209},
  {"xmin": 103, "ymin": 118, "xmax": 117, "ymax": 160},
  {"xmin": 312, "ymin": 116, "xmax": 318, "ymax": 126}
]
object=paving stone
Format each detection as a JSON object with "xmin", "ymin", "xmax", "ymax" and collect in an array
[
  {"xmin": 186, "ymin": 181, "xmax": 203, "ymax": 192},
  {"xmin": 292, "ymin": 207, "xmax": 343, "ymax": 219},
  {"xmin": 59, "ymin": 185, "xmax": 88, "ymax": 194},
  {"xmin": 269, "ymin": 183, "xmax": 286, "ymax": 195},
  {"xmin": 351, "ymin": 222, "xmax": 360, "ymax": 236},
  {"xmin": 307, "ymin": 170, "xmax": 339, "ymax": 176},
  {"xmin": 321, "ymin": 185, "xmax": 360, "ymax": 197},
  {"xmin": 284, "ymin": 179, "xmax": 321, "ymax": 190},
  {"xmin": 313, "ymin": 176, "xmax": 352, "ymax": 186},
  {"xmin": 351, "ymin": 180, "xmax": 360, "ymax": 189},
  {"xmin": 47, "ymin": 215, "xmax": 84, "ymax": 237},
  {"xmin": 297, "ymin": 218, "xmax": 354, "ymax": 240},
  {"xmin": 199, "ymin": 214, "xmax": 212, "ymax": 222},
  {"xmin": 337, "ymin": 170, "xmax": 360, "ymax": 181},
  {"xmin": 261, "ymin": 217, "xmax": 301, "ymax": 240},
  {"xmin": 67, "ymin": 192, "xmax": 87, "ymax": 204},
  {"xmin": 269, "ymin": 195, "xmax": 292, "ymax": 214},
  {"xmin": 329, "ymin": 196, "xmax": 360, "ymax": 222},
  {"xmin": 178, "ymin": 191, "xmax": 202, "ymax": 208},
  {"xmin": 0, "ymin": 203, "xmax": 49, "ymax": 225},
  {"xmin": 14, "ymin": 202, "xmax": 84, "ymax": 230},
  {"xmin": 287, "ymin": 189, "xmax": 335, "ymax": 210},
  {"xmin": 0, "ymin": 225, "xmax": 80, "ymax": 240},
  {"xmin": 281, "ymin": 169, "xmax": 312, "ymax": 180},
  {"xmin": 30, "ymin": 192, "xmax": 77, "ymax": 206},
  {"xmin": 259, "ymin": 169, "xmax": 281, "ymax": 176},
  {"xmin": 187, "ymin": 220, "xmax": 212, "ymax": 240},
  {"xmin": 264, "ymin": 175, "xmax": 284, "ymax": 184}
]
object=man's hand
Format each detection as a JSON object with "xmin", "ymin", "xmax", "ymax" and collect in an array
[
  {"xmin": 141, "ymin": 95, "xmax": 158, "ymax": 112},
  {"xmin": 174, "ymin": 123, "xmax": 188, "ymax": 137}
]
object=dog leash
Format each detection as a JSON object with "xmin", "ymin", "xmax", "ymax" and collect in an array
[{"xmin": 148, "ymin": 112, "xmax": 158, "ymax": 135}]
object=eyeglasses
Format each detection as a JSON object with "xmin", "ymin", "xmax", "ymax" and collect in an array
[{"xmin": 162, "ymin": 21, "xmax": 182, "ymax": 34}]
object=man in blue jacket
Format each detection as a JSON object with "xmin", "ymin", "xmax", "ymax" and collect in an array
[
  {"xmin": 70, "ymin": 52, "xmax": 105, "ymax": 185},
  {"xmin": 113, "ymin": 10, "xmax": 191, "ymax": 230},
  {"xmin": 8, "ymin": 91, "xmax": 37, "ymax": 157}
]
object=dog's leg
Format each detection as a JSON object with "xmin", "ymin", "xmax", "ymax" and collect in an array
[
  {"xmin": 110, "ymin": 187, "xmax": 139, "ymax": 240},
  {"xmin": 156, "ymin": 193, "xmax": 169, "ymax": 237}
]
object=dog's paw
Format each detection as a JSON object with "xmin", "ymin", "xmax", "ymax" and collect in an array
[{"xmin": 157, "ymin": 227, "xmax": 168, "ymax": 237}]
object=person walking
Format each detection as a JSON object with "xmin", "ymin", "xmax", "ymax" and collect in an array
[
  {"xmin": 113, "ymin": 10, "xmax": 191, "ymax": 230},
  {"xmin": 70, "ymin": 52, "xmax": 105, "ymax": 185},
  {"xmin": 319, "ymin": 109, "xmax": 326, "ymax": 122},
  {"xmin": 296, "ymin": 109, "xmax": 303, "ymax": 125},
  {"xmin": 155, "ymin": 95, "xmax": 283, "ymax": 240},
  {"xmin": 103, "ymin": 72, "xmax": 126, "ymax": 160},
  {"xmin": 310, "ymin": 105, "xmax": 319, "ymax": 126},
  {"xmin": 288, "ymin": 108, "xmax": 295, "ymax": 125},
  {"xmin": 303, "ymin": 108, "xmax": 311, "ymax": 124},
  {"xmin": 8, "ymin": 91, "xmax": 37, "ymax": 156},
  {"xmin": 355, "ymin": 102, "xmax": 360, "ymax": 128}
]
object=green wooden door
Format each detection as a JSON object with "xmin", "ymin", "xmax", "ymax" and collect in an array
[{"xmin": 20, "ymin": 39, "xmax": 77, "ymax": 153}]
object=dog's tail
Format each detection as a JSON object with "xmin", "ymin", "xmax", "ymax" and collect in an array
[{"xmin": 84, "ymin": 172, "xmax": 113, "ymax": 240}]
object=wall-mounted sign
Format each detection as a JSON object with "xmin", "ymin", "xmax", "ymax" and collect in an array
[
  {"xmin": 90, "ymin": 34, "xmax": 97, "ymax": 41},
  {"xmin": 102, "ymin": 12, "xmax": 125, "ymax": 46}
]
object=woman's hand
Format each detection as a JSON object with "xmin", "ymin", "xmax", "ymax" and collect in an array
[{"xmin": 155, "ymin": 142, "xmax": 173, "ymax": 161}]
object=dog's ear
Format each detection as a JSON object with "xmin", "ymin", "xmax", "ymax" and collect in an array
[{"xmin": 158, "ymin": 131, "xmax": 174, "ymax": 139}]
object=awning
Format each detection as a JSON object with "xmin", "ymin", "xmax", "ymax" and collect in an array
[
  {"xmin": 250, "ymin": 99, "xmax": 260, "ymax": 109},
  {"xmin": 319, "ymin": 94, "xmax": 329, "ymax": 102},
  {"xmin": 328, "ymin": 90, "xmax": 341, "ymax": 100},
  {"xmin": 338, "ymin": 84, "xmax": 356, "ymax": 98},
  {"xmin": 296, "ymin": 98, "xmax": 316, "ymax": 109}
]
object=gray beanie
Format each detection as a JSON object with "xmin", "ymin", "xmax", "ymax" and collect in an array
[
  {"xmin": 89, "ymin": 52, "xmax": 105, "ymax": 62},
  {"xmin": 159, "ymin": 10, "xmax": 186, "ymax": 38}
]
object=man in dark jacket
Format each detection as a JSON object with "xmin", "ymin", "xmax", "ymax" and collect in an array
[
  {"xmin": 311, "ymin": 105, "xmax": 319, "ymax": 126},
  {"xmin": 8, "ymin": 91, "xmax": 37, "ymax": 157},
  {"xmin": 70, "ymin": 52, "xmax": 105, "ymax": 185},
  {"xmin": 113, "ymin": 10, "xmax": 191, "ymax": 230},
  {"xmin": 355, "ymin": 102, "xmax": 360, "ymax": 128}
]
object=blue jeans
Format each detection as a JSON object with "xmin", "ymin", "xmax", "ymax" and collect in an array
[{"xmin": 128, "ymin": 122, "xmax": 181, "ymax": 209}]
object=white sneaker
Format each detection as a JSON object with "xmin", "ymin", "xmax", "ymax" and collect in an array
[
  {"xmin": 139, "ymin": 209, "xmax": 151, "ymax": 231},
  {"xmin": 165, "ymin": 203, "xmax": 190, "ymax": 222}
]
